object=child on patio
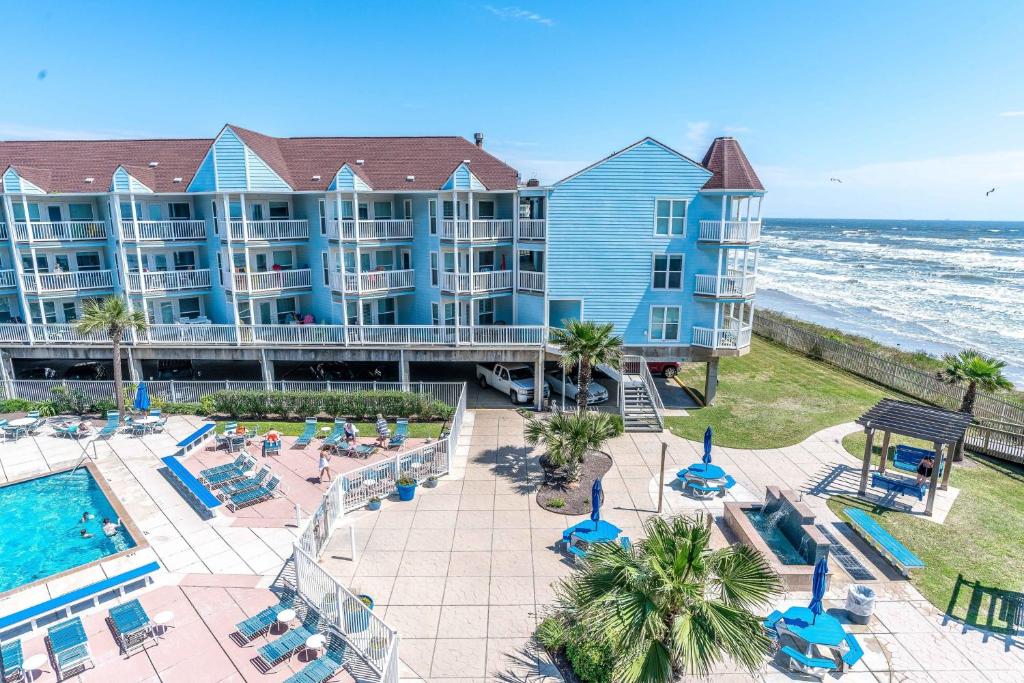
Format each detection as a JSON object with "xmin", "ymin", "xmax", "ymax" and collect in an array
[{"xmin": 915, "ymin": 453, "xmax": 935, "ymax": 485}]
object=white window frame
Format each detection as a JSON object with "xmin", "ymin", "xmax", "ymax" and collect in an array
[
  {"xmin": 654, "ymin": 197, "xmax": 687, "ymax": 237},
  {"xmin": 648, "ymin": 305, "xmax": 682, "ymax": 342},
  {"xmin": 318, "ymin": 198, "xmax": 327, "ymax": 234},
  {"xmin": 651, "ymin": 253, "xmax": 684, "ymax": 290},
  {"xmin": 428, "ymin": 199, "xmax": 438, "ymax": 235},
  {"xmin": 430, "ymin": 251, "xmax": 439, "ymax": 287},
  {"xmin": 403, "ymin": 199, "xmax": 413, "ymax": 221},
  {"xmin": 372, "ymin": 200, "xmax": 393, "ymax": 220},
  {"xmin": 321, "ymin": 252, "xmax": 329, "ymax": 286},
  {"xmin": 431, "ymin": 302, "xmax": 440, "ymax": 326}
]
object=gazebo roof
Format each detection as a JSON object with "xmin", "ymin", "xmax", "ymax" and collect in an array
[{"xmin": 855, "ymin": 399, "xmax": 973, "ymax": 444}]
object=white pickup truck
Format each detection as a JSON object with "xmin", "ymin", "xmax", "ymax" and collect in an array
[{"xmin": 476, "ymin": 363, "xmax": 550, "ymax": 404}]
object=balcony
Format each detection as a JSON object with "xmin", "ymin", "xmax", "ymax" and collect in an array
[
  {"xmin": 518, "ymin": 270, "xmax": 545, "ymax": 293},
  {"xmin": 13, "ymin": 221, "xmax": 107, "ymax": 242},
  {"xmin": 0, "ymin": 223, "xmax": 7, "ymax": 240},
  {"xmin": 229, "ymin": 268, "xmax": 312, "ymax": 293},
  {"xmin": 223, "ymin": 219, "xmax": 309, "ymax": 241},
  {"xmin": 331, "ymin": 269, "xmax": 416, "ymax": 295},
  {"xmin": 121, "ymin": 220, "xmax": 207, "ymax": 241},
  {"xmin": 440, "ymin": 270, "xmax": 514, "ymax": 295},
  {"xmin": 440, "ymin": 219, "xmax": 514, "ymax": 241},
  {"xmin": 517, "ymin": 219, "xmax": 546, "ymax": 241},
  {"xmin": 691, "ymin": 325, "xmax": 753, "ymax": 350},
  {"xmin": 329, "ymin": 219, "xmax": 414, "ymax": 241},
  {"xmin": 21, "ymin": 269, "xmax": 114, "ymax": 294},
  {"xmin": 126, "ymin": 269, "xmax": 212, "ymax": 293},
  {"xmin": 0, "ymin": 270, "xmax": 15, "ymax": 289},
  {"xmin": 694, "ymin": 273, "xmax": 756, "ymax": 298},
  {"xmin": 698, "ymin": 219, "xmax": 761, "ymax": 244}
]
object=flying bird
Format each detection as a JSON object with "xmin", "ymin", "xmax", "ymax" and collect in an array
[
  {"xmin": 37, "ymin": 69, "xmax": 47, "ymax": 80},
  {"xmin": 986, "ymin": 187, "xmax": 996, "ymax": 196},
  {"xmin": 829, "ymin": 177, "xmax": 842, "ymax": 183}
]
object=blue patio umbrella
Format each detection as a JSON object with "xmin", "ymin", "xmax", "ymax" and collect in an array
[
  {"xmin": 133, "ymin": 382, "xmax": 151, "ymax": 412},
  {"xmin": 808, "ymin": 556, "xmax": 829, "ymax": 621},
  {"xmin": 590, "ymin": 478, "xmax": 603, "ymax": 524},
  {"xmin": 702, "ymin": 426, "xmax": 713, "ymax": 464}
]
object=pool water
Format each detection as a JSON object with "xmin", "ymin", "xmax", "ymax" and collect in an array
[
  {"xmin": 743, "ymin": 509, "xmax": 809, "ymax": 565},
  {"xmin": 0, "ymin": 469, "xmax": 136, "ymax": 594}
]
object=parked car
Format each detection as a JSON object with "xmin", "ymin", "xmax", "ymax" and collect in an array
[
  {"xmin": 647, "ymin": 360, "xmax": 682, "ymax": 378},
  {"xmin": 476, "ymin": 363, "xmax": 550, "ymax": 404},
  {"xmin": 544, "ymin": 371, "xmax": 609, "ymax": 404},
  {"xmin": 64, "ymin": 362, "xmax": 107, "ymax": 380}
]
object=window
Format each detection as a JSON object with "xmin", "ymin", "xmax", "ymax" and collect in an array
[
  {"xmin": 126, "ymin": 254, "xmax": 139, "ymax": 272},
  {"xmin": 443, "ymin": 302, "xmax": 455, "ymax": 326},
  {"xmin": 650, "ymin": 306, "xmax": 681, "ymax": 341},
  {"xmin": 22, "ymin": 254, "xmax": 47, "ymax": 272},
  {"xmin": 276, "ymin": 297, "xmax": 296, "ymax": 324},
  {"xmin": 478, "ymin": 250, "xmax": 495, "ymax": 271},
  {"xmin": 430, "ymin": 252, "xmax": 439, "ymax": 286},
  {"xmin": 69, "ymin": 204, "xmax": 94, "ymax": 220},
  {"xmin": 47, "ymin": 206, "xmax": 63, "ymax": 222},
  {"xmin": 238, "ymin": 302, "xmax": 252, "ymax": 325},
  {"xmin": 375, "ymin": 251, "xmax": 393, "ymax": 270},
  {"xmin": 442, "ymin": 201, "xmax": 454, "ymax": 219},
  {"xmin": 428, "ymin": 199, "xmax": 437, "ymax": 234},
  {"xmin": 443, "ymin": 251, "xmax": 455, "ymax": 272},
  {"xmin": 152, "ymin": 254, "xmax": 168, "ymax": 272},
  {"xmin": 12, "ymin": 203, "xmax": 40, "ymax": 221},
  {"xmin": 322, "ymin": 253, "xmax": 329, "ymax": 286},
  {"xmin": 431, "ymin": 303, "xmax": 439, "ymax": 326},
  {"xmin": 54, "ymin": 255, "xmax": 70, "ymax": 272},
  {"xmin": 272, "ymin": 251, "xmax": 293, "ymax": 268},
  {"xmin": 148, "ymin": 204, "xmax": 162, "ymax": 221},
  {"xmin": 478, "ymin": 298, "xmax": 494, "ymax": 325},
  {"xmin": 519, "ymin": 249, "xmax": 543, "ymax": 272},
  {"xmin": 655, "ymin": 199, "xmax": 686, "ymax": 236},
  {"xmin": 373, "ymin": 201, "xmax": 392, "ymax": 220},
  {"xmin": 119, "ymin": 201, "xmax": 142, "ymax": 220},
  {"xmin": 652, "ymin": 254, "xmax": 684, "ymax": 289},
  {"xmin": 345, "ymin": 301, "xmax": 358, "ymax": 325},
  {"xmin": 318, "ymin": 199, "xmax": 327, "ymax": 234},
  {"xmin": 269, "ymin": 202, "xmax": 289, "ymax": 219},
  {"xmin": 340, "ymin": 200, "xmax": 354, "ymax": 219},
  {"xmin": 403, "ymin": 199, "xmax": 413, "ymax": 220},
  {"xmin": 62, "ymin": 302, "xmax": 78, "ymax": 322},
  {"xmin": 250, "ymin": 204, "xmax": 264, "ymax": 221},
  {"xmin": 76, "ymin": 253, "xmax": 101, "ymax": 271},
  {"xmin": 400, "ymin": 249, "xmax": 411, "ymax": 270},
  {"xmin": 229, "ymin": 201, "xmax": 242, "ymax": 219},
  {"xmin": 179, "ymin": 297, "xmax": 201, "ymax": 319},
  {"xmin": 234, "ymin": 253, "xmax": 246, "ymax": 271},
  {"xmin": 358, "ymin": 203, "xmax": 368, "ymax": 220},
  {"xmin": 174, "ymin": 251, "xmax": 196, "ymax": 270},
  {"xmin": 216, "ymin": 253, "xmax": 223, "ymax": 284},
  {"xmin": 169, "ymin": 203, "xmax": 191, "ymax": 220},
  {"xmin": 477, "ymin": 200, "xmax": 495, "ymax": 219},
  {"xmin": 343, "ymin": 251, "xmax": 355, "ymax": 273},
  {"xmin": 377, "ymin": 298, "xmax": 396, "ymax": 324},
  {"xmin": 40, "ymin": 301, "xmax": 57, "ymax": 324},
  {"xmin": 211, "ymin": 201, "xmax": 219, "ymax": 234},
  {"xmin": 158, "ymin": 302, "xmax": 175, "ymax": 324}
]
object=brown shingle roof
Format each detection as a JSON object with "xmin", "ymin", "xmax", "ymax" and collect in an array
[
  {"xmin": 0, "ymin": 126, "xmax": 519, "ymax": 194},
  {"xmin": 700, "ymin": 137, "xmax": 764, "ymax": 191}
]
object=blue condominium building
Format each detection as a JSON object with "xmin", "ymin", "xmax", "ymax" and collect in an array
[{"xmin": 0, "ymin": 125, "xmax": 763, "ymax": 407}]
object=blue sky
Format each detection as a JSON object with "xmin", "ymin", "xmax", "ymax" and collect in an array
[{"xmin": 2, "ymin": 1, "xmax": 1023, "ymax": 220}]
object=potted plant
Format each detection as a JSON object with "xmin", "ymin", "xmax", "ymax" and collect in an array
[
  {"xmin": 396, "ymin": 473, "xmax": 418, "ymax": 501},
  {"xmin": 367, "ymin": 635, "xmax": 389, "ymax": 660},
  {"xmin": 343, "ymin": 594, "xmax": 373, "ymax": 632},
  {"xmin": 424, "ymin": 474, "xmax": 438, "ymax": 488},
  {"xmin": 367, "ymin": 496, "xmax": 382, "ymax": 511}
]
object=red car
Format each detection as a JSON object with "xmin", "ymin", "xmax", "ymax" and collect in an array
[{"xmin": 647, "ymin": 360, "xmax": 681, "ymax": 378}]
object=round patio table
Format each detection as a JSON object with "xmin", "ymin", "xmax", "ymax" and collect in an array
[
  {"xmin": 276, "ymin": 608, "xmax": 297, "ymax": 633},
  {"xmin": 154, "ymin": 610, "xmax": 175, "ymax": 638},
  {"xmin": 304, "ymin": 632, "xmax": 326, "ymax": 660},
  {"xmin": 23, "ymin": 653, "xmax": 47, "ymax": 682},
  {"xmin": 684, "ymin": 463, "xmax": 725, "ymax": 481},
  {"xmin": 780, "ymin": 606, "xmax": 846, "ymax": 648},
  {"xmin": 8, "ymin": 417, "xmax": 35, "ymax": 427}
]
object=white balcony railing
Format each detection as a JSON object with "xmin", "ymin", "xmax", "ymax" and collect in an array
[
  {"xmin": 224, "ymin": 219, "xmax": 309, "ymax": 241},
  {"xmin": 440, "ymin": 270, "xmax": 514, "ymax": 294},
  {"xmin": 517, "ymin": 219, "xmax": 546, "ymax": 240},
  {"xmin": 126, "ymin": 269, "xmax": 212, "ymax": 292},
  {"xmin": 21, "ymin": 269, "xmax": 114, "ymax": 294},
  {"xmin": 691, "ymin": 325, "xmax": 753, "ymax": 350},
  {"xmin": 440, "ymin": 219, "xmax": 514, "ymax": 241},
  {"xmin": 329, "ymin": 219, "xmax": 414, "ymax": 241},
  {"xmin": 0, "ymin": 269, "xmax": 15, "ymax": 288},
  {"xmin": 332, "ymin": 269, "xmax": 416, "ymax": 294},
  {"xmin": 518, "ymin": 270, "xmax": 545, "ymax": 292},
  {"xmin": 13, "ymin": 221, "xmax": 108, "ymax": 242},
  {"xmin": 694, "ymin": 273, "xmax": 757, "ymax": 298},
  {"xmin": 698, "ymin": 219, "xmax": 761, "ymax": 244},
  {"xmin": 229, "ymin": 268, "xmax": 312, "ymax": 293},
  {"xmin": 0, "ymin": 223, "xmax": 7, "ymax": 240},
  {"xmin": 120, "ymin": 220, "xmax": 207, "ymax": 241}
]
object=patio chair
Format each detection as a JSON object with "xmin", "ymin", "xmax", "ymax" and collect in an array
[
  {"xmin": 388, "ymin": 418, "xmax": 409, "ymax": 450},
  {"xmin": 0, "ymin": 420, "xmax": 10, "ymax": 442},
  {"xmin": 204, "ymin": 457, "xmax": 257, "ymax": 488},
  {"xmin": 219, "ymin": 467, "xmax": 271, "ymax": 499},
  {"xmin": 1, "ymin": 639, "xmax": 23, "ymax": 683},
  {"xmin": 199, "ymin": 454, "xmax": 247, "ymax": 480},
  {"xmin": 53, "ymin": 423, "xmax": 81, "ymax": 440},
  {"xmin": 235, "ymin": 589, "xmax": 297, "ymax": 643},
  {"xmin": 322, "ymin": 418, "xmax": 345, "ymax": 447},
  {"xmin": 95, "ymin": 411, "xmax": 121, "ymax": 439},
  {"xmin": 108, "ymin": 599, "xmax": 157, "ymax": 657},
  {"xmin": 283, "ymin": 636, "xmax": 348, "ymax": 683},
  {"xmin": 45, "ymin": 617, "xmax": 93, "ymax": 680},
  {"xmin": 26, "ymin": 411, "xmax": 44, "ymax": 433},
  {"xmin": 256, "ymin": 608, "xmax": 322, "ymax": 670},
  {"xmin": 294, "ymin": 418, "xmax": 318, "ymax": 447},
  {"xmin": 227, "ymin": 476, "xmax": 281, "ymax": 511}
]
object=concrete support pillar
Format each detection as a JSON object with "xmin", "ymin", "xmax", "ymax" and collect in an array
[
  {"xmin": 704, "ymin": 358, "xmax": 720, "ymax": 405},
  {"xmin": 925, "ymin": 441, "xmax": 943, "ymax": 516},
  {"xmin": 534, "ymin": 349, "xmax": 545, "ymax": 411},
  {"xmin": 127, "ymin": 349, "xmax": 143, "ymax": 382},
  {"xmin": 0, "ymin": 351, "xmax": 15, "ymax": 399},
  {"xmin": 941, "ymin": 438, "xmax": 959, "ymax": 490},
  {"xmin": 399, "ymin": 350, "xmax": 410, "ymax": 391},
  {"xmin": 858, "ymin": 428, "xmax": 875, "ymax": 496},
  {"xmin": 260, "ymin": 349, "xmax": 274, "ymax": 389},
  {"xmin": 878, "ymin": 431, "xmax": 892, "ymax": 474}
]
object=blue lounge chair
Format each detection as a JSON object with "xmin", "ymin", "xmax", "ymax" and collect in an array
[
  {"xmin": 388, "ymin": 418, "xmax": 409, "ymax": 450},
  {"xmin": 763, "ymin": 609, "xmax": 784, "ymax": 636},
  {"xmin": 53, "ymin": 423, "xmax": 83, "ymax": 439},
  {"xmin": 45, "ymin": 617, "xmax": 93, "ymax": 680},
  {"xmin": 200, "ymin": 453, "xmax": 247, "ymax": 479},
  {"xmin": 781, "ymin": 645, "xmax": 838, "ymax": 675},
  {"xmin": 98, "ymin": 411, "xmax": 121, "ymax": 438},
  {"xmin": 0, "ymin": 420, "xmax": 10, "ymax": 442},
  {"xmin": 228, "ymin": 476, "xmax": 280, "ymax": 511},
  {"xmin": 842, "ymin": 632, "xmax": 863, "ymax": 668},
  {"xmin": 219, "ymin": 468, "xmax": 271, "ymax": 499},
  {"xmin": 294, "ymin": 418, "xmax": 318, "ymax": 447},
  {"xmin": 26, "ymin": 411, "xmax": 44, "ymax": 433},
  {"xmin": 322, "ymin": 419, "xmax": 345, "ymax": 447},
  {"xmin": 204, "ymin": 457, "xmax": 257, "ymax": 488},
  {"xmin": 1, "ymin": 639, "xmax": 23, "ymax": 683},
  {"xmin": 262, "ymin": 438, "xmax": 282, "ymax": 457},
  {"xmin": 235, "ymin": 590, "xmax": 297, "ymax": 642},
  {"xmin": 108, "ymin": 599, "xmax": 156, "ymax": 656},
  {"xmin": 256, "ymin": 609, "xmax": 322, "ymax": 669},
  {"xmin": 722, "ymin": 474, "xmax": 736, "ymax": 491},
  {"xmin": 283, "ymin": 637, "xmax": 348, "ymax": 683}
]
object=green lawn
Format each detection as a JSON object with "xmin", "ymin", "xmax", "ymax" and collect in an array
[
  {"xmin": 214, "ymin": 419, "xmax": 445, "ymax": 439},
  {"xmin": 665, "ymin": 337, "xmax": 893, "ymax": 448},
  {"xmin": 830, "ymin": 433, "xmax": 1024, "ymax": 633}
]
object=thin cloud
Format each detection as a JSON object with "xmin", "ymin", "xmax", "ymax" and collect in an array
[
  {"xmin": 998, "ymin": 111, "xmax": 1024, "ymax": 117},
  {"xmin": 0, "ymin": 123, "xmax": 149, "ymax": 140},
  {"xmin": 484, "ymin": 5, "xmax": 554, "ymax": 26},
  {"xmin": 724, "ymin": 125, "xmax": 752, "ymax": 134}
]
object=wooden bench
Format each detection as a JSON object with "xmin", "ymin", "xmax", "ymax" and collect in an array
[
  {"xmin": 871, "ymin": 472, "xmax": 926, "ymax": 501},
  {"xmin": 0, "ymin": 561, "xmax": 160, "ymax": 637},
  {"xmin": 843, "ymin": 507, "xmax": 924, "ymax": 575},
  {"xmin": 161, "ymin": 455, "xmax": 222, "ymax": 514},
  {"xmin": 174, "ymin": 423, "xmax": 216, "ymax": 457}
]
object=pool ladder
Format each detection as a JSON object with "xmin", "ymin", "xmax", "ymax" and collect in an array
[{"xmin": 69, "ymin": 438, "xmax": 100, "ymax": 474}]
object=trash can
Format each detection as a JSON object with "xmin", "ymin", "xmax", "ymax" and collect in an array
[{"xmin": 846, "ymin": 584, "xmax": 876, "ymax": 625}]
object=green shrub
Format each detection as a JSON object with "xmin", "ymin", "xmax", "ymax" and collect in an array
[
  {"xmin": 564, "ymin": 625, "xmax": 614, "ymax": 683},
  {"xmin": 0, "ymin": 399, "xmax": 35, "ymax": 413},
  {"xmin": 150, "ymin": 398, "xmax": 205, "ymax": 415},
  {"xmin": 534, "ymin": 616, "xmax": 567, "ymax": 651},
  {"xmin": 93, "ymin": 399, "xmax": 117, "ymax": 415},
  {"xmin": 49, "ymin": 386, "xmax": 92, "ymax": 415},
  {"xmin": 548, "ymin": 497, "xmax": 566, "ymax": 509},
  {"xmin": 207, "ymin": 389, "xmax": 454, "ymax": 421}
]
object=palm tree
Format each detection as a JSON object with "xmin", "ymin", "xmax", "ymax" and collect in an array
[
  {"xmin": 557, "ymin": 513, "xmax": 781, "ymax": 682},
  {"xmin": 524, "ymin": 410, "xmax": 618, "ymax": 483},
  {"xmin": 551, "ymin": 319, "xmax": 623, "ymax": 411},
  {"xmin": 75, "ymin": 297, "xmax": 148, "ymax": 417},
  {"xmin": 938, "ymin": 349, "xmax": 1013, "ymax": 414}
]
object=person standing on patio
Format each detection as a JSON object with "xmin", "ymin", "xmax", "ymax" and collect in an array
[
  {"xmin": 374, "ymin": 414, "xmax": 390, "ymax": 447},
  {"xmin": 318, "ymin": 451, "xmax": 332, "ymax": 484},
  {"xmin": 915, "ymin": 452, "xmax": 935, "ymax": 485}
]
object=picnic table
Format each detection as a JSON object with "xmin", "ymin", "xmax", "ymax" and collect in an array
[
  {"xmin": 780, "ymin": 606, "xmax": 846, "ymax": 648},
  {"xmin": 682, "ymin": 463, "xmax": 725, "ymax": 481},
  {"xmin": 562, "ymin": 519, "xmax": 622, "ymax": 544}
]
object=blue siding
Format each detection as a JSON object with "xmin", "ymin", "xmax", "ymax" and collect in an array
[
  {"xmin": 212, "ymin": 128, "xmax": 248, "ymax": 191},
  {"xmin": 2, "ymin": 168, "xmax": 44, "ymax": 194},
  {"xmin": 187, "ymin": 150, "xmax": 216, "ymax": 192},
  {"xmin": 244, "ymin": 146, "xmax": 291, "ymax": 192},
  {"xmin": 329, "ymin": 165, "xmax": 372, "ymax": 192},
  {"xmin": 441, "ymin": 163, "xmax": 485, "ymax": 191},
  {"xmin": 547, "ymin": 139, "xmax": 714, "ymax": 346},
  {"xmin": 516, "ymin": 293, "xmax": 545, "ymax": 325},
  {"xmin": 111, "ymin": 167, "xmax": 152, "ymax": 193}
]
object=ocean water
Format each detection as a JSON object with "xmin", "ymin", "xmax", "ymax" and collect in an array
[{"xmin": 757, "ymin": 218, "xmax": 1024, "ymax": 385}]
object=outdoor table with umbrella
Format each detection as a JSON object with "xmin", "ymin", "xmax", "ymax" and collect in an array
[
  {"xmin": 678, "ymin": 426, "xmax": 732, "ymax": 495},
  {"xmin": 131, "ymin": 383, "xmax": 152, "ymax": 434},
  {"xmin": 563, "ymin": 479, "xmax": 621, "ymax": 556},
  {"xmin": 778, "ymin": 557, "xmax": 856, "ymax": 672}
]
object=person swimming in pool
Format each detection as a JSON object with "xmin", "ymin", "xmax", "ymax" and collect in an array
[
  {"xmin": 80, "ymin": 529, "xmax": 93, "ymax": 539},
  {"xmin": 80, "ymin": 512, "xmax": 93, "ymax": 523},
  {"xmin": 101, "ymin": 517, "xmax": 121, "ymax": 537}
]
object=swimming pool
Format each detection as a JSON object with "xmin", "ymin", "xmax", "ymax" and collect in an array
[{"xmin": 0, "ymin": 467, "xmax": 137, "ymax": 594}]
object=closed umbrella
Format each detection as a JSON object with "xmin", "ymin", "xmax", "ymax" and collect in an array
[
  {"xmin": 808, "ymin": 556, "xmax": 829, "ymax": 621},
  {"xmin": 703, "ymin": 426, "xmax": 713, "ymax": 464},
  {"xmin": 590, "ymin": 478, "xmax": 603, "ymax": 525},
  {"xmin": 133, "ymin": 382, "xmax": 151, "ymax": 413}
]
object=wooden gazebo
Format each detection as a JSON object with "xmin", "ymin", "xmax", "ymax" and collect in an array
[{"xmin": 856, "ymin": 399, "xmax": 974, "ymax": 516}]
